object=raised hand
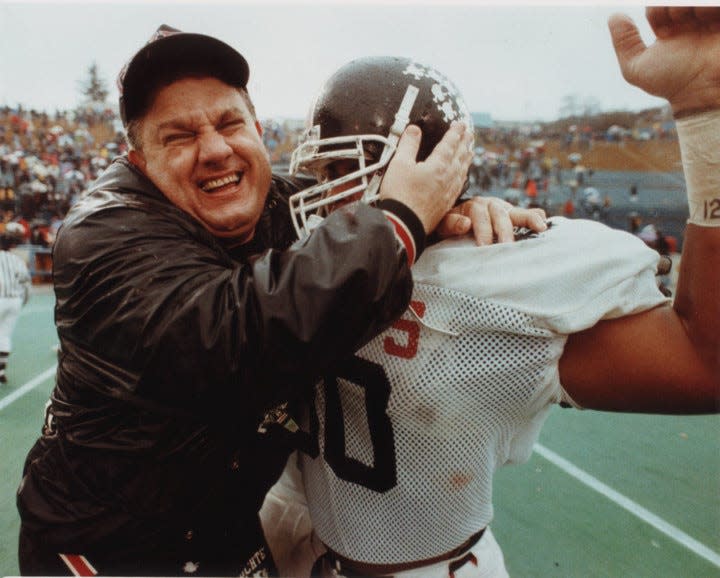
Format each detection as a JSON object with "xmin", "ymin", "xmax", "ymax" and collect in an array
[{"xmin": 608, "ymin": 7, "xmax": 720, "ymax": 116}]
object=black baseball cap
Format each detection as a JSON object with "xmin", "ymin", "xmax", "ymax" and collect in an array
[{"xmin": 117, "ymin": 24, "xmax": 250, "ymax": 127}]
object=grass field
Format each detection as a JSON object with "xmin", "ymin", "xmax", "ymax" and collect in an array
[
  {"xmin": 1, "ymin": 287, "xmax": 59, "ymax": 578},
  {"xmin": 1, "ymin": 219, "xmax": 718, "ymax": 577}
]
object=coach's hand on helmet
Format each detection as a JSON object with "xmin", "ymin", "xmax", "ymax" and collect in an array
[
  {"xmin": 379, "ymin": 121, "xmax": 473, "ymax": 235},
  {"xmin": 609, "ymin": 7, "xmax": 720, "ymax": 117}
]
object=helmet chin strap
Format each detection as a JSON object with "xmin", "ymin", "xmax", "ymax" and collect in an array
[{"xmin": 362, "ymin": 84, "xmax": 420, "ymax": 203}]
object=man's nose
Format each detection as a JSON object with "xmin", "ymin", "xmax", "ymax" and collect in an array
[{"xmin": 198, "ymin": 131, "xmax": 233, "ymax": 164}]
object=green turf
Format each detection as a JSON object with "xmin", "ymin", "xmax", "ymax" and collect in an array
[
  {"xmin": 493, "ymin": 408, "xmax": 720, "ymax": 577},
  {"xmin": 1, "ymin": 289, "xmax": 58, "ymax": 578},
  {"xmin": 1, "ymin": 288, "xmax": 719, "ymax": 577}
]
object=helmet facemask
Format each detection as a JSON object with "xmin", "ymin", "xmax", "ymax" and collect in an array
[{"xmin": 289, "ymin": 85, "xmax": 419, "ymax": 239}]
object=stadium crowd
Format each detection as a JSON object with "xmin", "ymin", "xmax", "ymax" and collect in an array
[
  {"xmin": 0, "ymin": 102, "xmax": 678, "ymax": 288},
  {"xmin": 0, "ymin": 105, "xmax": 124, "ymax": 247}
]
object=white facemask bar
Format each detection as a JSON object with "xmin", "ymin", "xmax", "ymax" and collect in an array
[
  {"xmin": 288, "ymin": 134, "xmax": 394, "ymax": 238},
  {"xmin": 289, "ymin": 85, "xmax": 419, "ymax": 239}
]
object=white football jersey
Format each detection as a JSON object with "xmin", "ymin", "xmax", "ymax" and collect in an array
[{"xmin": 299, "ymin": 217, "xmax": 669, "ymax": 564}]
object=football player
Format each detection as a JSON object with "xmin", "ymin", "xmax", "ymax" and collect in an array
[{"xmin": 261, "ymin": 8, "xmax": 720, "ymax": 577}]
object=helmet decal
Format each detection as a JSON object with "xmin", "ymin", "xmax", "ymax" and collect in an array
[{"xmin": 403, "ymin": 61, "xmax": 472, "ymax": 125}]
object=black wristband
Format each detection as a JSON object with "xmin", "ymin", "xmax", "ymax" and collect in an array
[{"xmin": 376, "ymin": 198, "xmax": 426, "ymax": 264}]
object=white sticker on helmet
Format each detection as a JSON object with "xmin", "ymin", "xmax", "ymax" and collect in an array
[{"xmin": 403, "ymin": 61, "xmax": 472, "ymax": 127}]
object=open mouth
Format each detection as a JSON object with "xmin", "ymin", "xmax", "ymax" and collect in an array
[{"xmin": 200, "ymin": 172, "xmax": 243, "ymax": 193}]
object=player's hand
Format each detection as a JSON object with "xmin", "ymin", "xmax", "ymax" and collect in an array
[
  {"xmin": 379, "ymin": 122, "xmax": 473, "ymax": 234},
  {"xmin": 609, "ymin": 7, "xmax": 720, "ymax": 117},
  {"xmin": 435, "ymin": 197, "xmax": 547, "ymax": 245}
]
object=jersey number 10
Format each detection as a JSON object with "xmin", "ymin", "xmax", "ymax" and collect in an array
[
  {"xmin": 296, "ymin": 355, "xmax": 397, "ymax": 492},
  {"xmin": 298, "ymin": 303, "xmax": 427, "ymax": 492}
]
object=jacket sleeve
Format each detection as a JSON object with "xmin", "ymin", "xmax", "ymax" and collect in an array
[{"xmin": 53, "ymin": 198, "xmax": 412, "ymax": 417}]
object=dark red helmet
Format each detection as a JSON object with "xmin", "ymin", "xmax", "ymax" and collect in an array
[{"xmin": 289, "ymin": 56, "xmax": 473, "ymax": 237}]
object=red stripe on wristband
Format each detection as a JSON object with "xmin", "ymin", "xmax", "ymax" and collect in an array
[
  {"xmin": 383, "ymin": 211, "xmax": 417, "ymax": 265},
  {"xmin": 59, "ymin": 554, "xmax": 98, "ymax": 576}
]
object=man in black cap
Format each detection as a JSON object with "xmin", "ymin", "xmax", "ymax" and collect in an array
[{"xmin": 15, "ymin": 25, "xmax": 544, "ymax": 577}]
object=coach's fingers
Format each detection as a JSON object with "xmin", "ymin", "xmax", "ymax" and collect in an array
[
  {"xmin": 435, "ymin": 212, "xmax": 472, "ymax": 237},
  {"xmin": 486, "ymin": 200, "xmax": 515, "ymax": 244},
  {"xmin": 393, "ymin": 124, "xmax": 422, "ymax": 164},
  {"xmin": 465, "ymin": 200, "xmax": 494, "ymax": 246},
  {"xmin": 426, "ymin": 121, "xmax": 466, "ymax": 163},
  {"xmin": 380, "ymin": 123, "xmax": 471, "ymax": 234},
  {"xmin": 446, "ymin": 198, "xmax": 549, "ymax": 245},
  {"xmin": 508, "ymin": 207, "xmax": 548, "ymax": 233},
  {"xmin": 425, "ymin": 121, "xmax": 474, "ymax": 212}
]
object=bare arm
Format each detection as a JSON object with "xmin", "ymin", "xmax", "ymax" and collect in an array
[{"xmin": 560, "ymin": 7, "xmax": 720, "ymax": 413}]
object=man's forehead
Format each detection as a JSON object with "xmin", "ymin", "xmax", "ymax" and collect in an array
[
  {"xmin": 147, "ymin": 78, "xmax": 250, "ymax": 120},
  {"xmin": 152, "ymin": 105, "xmax": 249, "ymax": 130}
]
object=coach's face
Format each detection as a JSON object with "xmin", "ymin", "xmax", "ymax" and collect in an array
[{"xmin": 129, "ymin": 76, "xmax": 272, "ymax": 243}]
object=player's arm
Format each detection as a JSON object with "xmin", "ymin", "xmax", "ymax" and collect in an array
[
  {"xmin": 559, "ymin": 7, "xmax": 720, "ymax": 413},
  {"xmin": 560, "ymin": 304, "xmax": 717, "ymax": 413}
]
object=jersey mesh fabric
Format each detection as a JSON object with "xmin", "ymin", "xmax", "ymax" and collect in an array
[
  {"xmin": 300, "ymin": 217, "xmax": 669, "ymax": 564},
  {"xmin": 302, "ymin": 289, "xmax": 561, "ymax": 563}
]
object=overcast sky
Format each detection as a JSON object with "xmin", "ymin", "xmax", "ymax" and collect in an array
[{"xmin": 0, "ymin": 1, "xmax": 676, "ymax": 123}]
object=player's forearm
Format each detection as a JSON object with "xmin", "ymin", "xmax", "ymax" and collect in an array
[
  {"xmin": 673, "ymin": 111, "xmax": 720, "ymax": 383},
  {"xmin": 673, "ymin": 226, "xmax": 720, "ymax": 377}
]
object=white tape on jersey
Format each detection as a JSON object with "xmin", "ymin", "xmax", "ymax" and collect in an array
[{"xmin": 675, "ymin": 109, "xmax": 720, "ymax": 227}]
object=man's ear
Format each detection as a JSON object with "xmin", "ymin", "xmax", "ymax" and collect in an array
[
  {"xmin": 255, "ymin": 120, "xmax": 263, "ymax": 138},
  {"xmin": 128, "ymin": 149, "xmax": 146, "ymax": 172}
]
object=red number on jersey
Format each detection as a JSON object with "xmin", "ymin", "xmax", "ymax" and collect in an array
[{"xmin": 383, "ymin": 300, "xmax": 425, "ymax": 359}]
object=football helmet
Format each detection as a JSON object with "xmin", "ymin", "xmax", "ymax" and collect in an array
[{"xmin": 289, "ymin": 56, "xmax": 473, "ymax": 238}]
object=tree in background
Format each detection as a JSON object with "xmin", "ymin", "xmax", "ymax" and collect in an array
[{"xmin": 77, "ymin": 62, "xmax": 109, "ymax": 107}]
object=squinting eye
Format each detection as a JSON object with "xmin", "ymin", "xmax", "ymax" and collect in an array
[
  {"xmin": 219, "ymin": 119, "xmax": 245, "ymax": 134},
  {"xmin": 224, "ymin": 120, "xmax": 242, "ymax": 129},
  {"xmin": 164, "ymin": 133, "xmax": 193, "ymax": 145}
]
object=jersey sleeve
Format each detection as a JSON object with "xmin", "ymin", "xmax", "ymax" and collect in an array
[{"xmin": 414, "ymin": 217, "xmax": 670, "ymax": 335}]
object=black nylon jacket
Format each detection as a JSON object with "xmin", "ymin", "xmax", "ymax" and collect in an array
[{"xmin": 17, "ymin": 157, "xmax": 413, "ymax": 575}]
